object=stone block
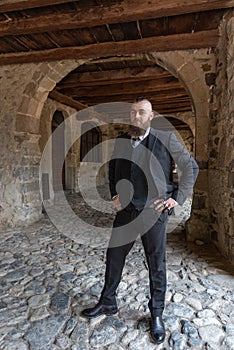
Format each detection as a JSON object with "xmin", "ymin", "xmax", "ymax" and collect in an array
[
  {"xmin": 21, "ymin": 142, "xmax": 41, "ymax": 157},
  {"xmin": 38, "ymin": 76, "xmax": 56, "ymax": 92},
  {"xmin": 35, "ymin": 90, "xmax": 49, "ymax": 104},
  {"xmin": 197, "ymin": 161, "xmax": 208, "ymax": 169},
  {"xmin": 22, "ymin": 192, "xmax": 41, "ymax": 205},
  {"xmin": 50, "ymin": 293, "xmax": 70, "ymax": 314},
  {"xmin": 32, "ymin": 70, "xmax": 43, "ymax": 83},
  {"xmin": 195, "ymin": 170, "xmax": 208, "ymax": 192},
  {"xmin": 19, "ymin": 96, "xmax": 40, "ymax": 117},
  {"xmin": 20, "ymin": 181, "xmax": 39, "ymax": 193},
  {"xmin": 16, "ymin": 115, "xmax": 40, "ymax": 134},
  {"xmin": 228, "ymin": 172, "xmax": 234, "ymax": 188},
  {"xmin": 46, "ymin": 65, "xmax": 63, "ymax": 81},
  {"xmin": 192, "ymin": 194, "xmax": 207, "ymax": 210},
  {"xmin": 13, "ymin": 166, "xmax": 39, "ymax": 182},
  {"xmin": 19, "ymin": 155, "xmax": 40, "ymax": 167},
  {"xmin": 37, "ymin": 62, "xmax": 51, "ymax": 75},
  {"xmin": 24, "ymin": 82, "xmax": 38, "ymax": 97},
  {"xmin": 25, "ymin": 315, "xmax": 67, "ymax": 350}
]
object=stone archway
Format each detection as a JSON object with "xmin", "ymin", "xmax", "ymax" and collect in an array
[
  {"xmin": 5, "ymin": 50, "xmax": 214, "ymax": 238},
  {"xmin": 15, "ymin": 60, "xmax": 88, "ymax": 134}
]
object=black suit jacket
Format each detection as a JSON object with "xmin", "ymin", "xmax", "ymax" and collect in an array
[{"xmin": 109, "ymin": 127, "xmax": 199, "ymax": 206}]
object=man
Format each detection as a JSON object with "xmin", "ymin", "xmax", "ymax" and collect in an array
[{"xmin": 81, "ymin": 97, "xmax": 199, "ymax": 344}]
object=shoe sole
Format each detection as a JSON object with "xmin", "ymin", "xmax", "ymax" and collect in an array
[{"xmin": 80, "ymin": 310, "xmax": 118, "ymax": 319}]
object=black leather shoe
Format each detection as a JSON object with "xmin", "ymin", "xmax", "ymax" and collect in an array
[
  {"xmin": 150, "ymin": 315, "xmax": 165, "ymax": 344},
  {"xmin": 81, "ymin": 303, "xmax": 118, "ymax": 319}
]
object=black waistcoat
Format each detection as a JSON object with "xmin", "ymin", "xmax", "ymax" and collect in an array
[{"xmin": 118, "ymin": 136, "xmax": 158, "ymax": 210}]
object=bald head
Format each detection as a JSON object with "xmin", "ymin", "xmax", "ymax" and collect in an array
[{"xmin": 133, "ymin": 97, "xmax": 153, "ymax": 112}]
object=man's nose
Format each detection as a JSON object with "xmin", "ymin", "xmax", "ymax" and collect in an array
[{"xmin": 134, "ymin": 111, "xmax": 140, "ymax": 119}]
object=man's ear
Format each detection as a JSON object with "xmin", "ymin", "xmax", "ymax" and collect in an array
[{"xmin": 150, "ymin": 112, "xmax": 154, "ymax": 120}]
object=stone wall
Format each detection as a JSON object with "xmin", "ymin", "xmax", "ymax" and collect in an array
[
  {"xmin": 0, "ymin": 60, "xmax": 86, "ymax": 226},
  {"xmin": 209, "ymin": 13, "xmax": 234, "ymax": 261},
  {"xmin": 0, "ymin": 63, "xmax": 41, "ymax": 226}
]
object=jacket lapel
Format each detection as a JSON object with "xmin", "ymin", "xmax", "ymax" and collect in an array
[{"xmin": 148, "ymin": 127, "xmax": 158, "ymax": 151}]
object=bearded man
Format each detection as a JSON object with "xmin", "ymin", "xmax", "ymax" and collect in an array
[{"xmin": 81, "ymin": 97, "xmax": 199, "ymax": 345}]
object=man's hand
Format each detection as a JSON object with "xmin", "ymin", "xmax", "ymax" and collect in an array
[
  {"xmin": 112, "ymin": 195, "xmax": 122, "ymax": 211},
  {"xmin": 154, "ymin": 198, "xmax": 178, "ymax": 212}
]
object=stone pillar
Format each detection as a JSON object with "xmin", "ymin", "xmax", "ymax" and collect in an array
[
  {"xmin": 209, "ymin": 14, "xmax": 234, "ymax": 261},
  {"xmin": 0, "ymin": 63, "xmax": 40, "ymax": 226},
  {"xmin": 13, "ymin": 132, "xmax": 42, "ymax": 224},
  {"xmin": 151, "ymin": 50, "xmax": 216, "ymax": 242},
  {"xmin": 186, "ymin": 114, "xmax": 209, "ymax": 241}
]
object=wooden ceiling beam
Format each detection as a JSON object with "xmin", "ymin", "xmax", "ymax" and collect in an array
[
  {"xmin": 90, "ymin": 55, "xmax": 149, "ymax": 64},
  {"xmin": 49, "ymin": 90, "xmax": 111, "ymax": 121},
  {"xmin": 159, "ymin": 107, "xmax": 192, "ymax": 113},
  {"xmin": 58, "ymin": 67, "xmax": 171, "ymax": 88},
  {"xmin": 0, "ymin": 30, "xmax": 220, "ymax": 65},
  {"xmin": 102, "ymin": 104, "xmax": 192, "ymax": 115},
  {"xmin": 58, "ymin": 74, "xmax": 172, "ymax": 88},
  {"xmin": 49, "ymin": 90, "xmax": 87, "ymax": 110},
  {"xmin": 59, "ymin": 80, "xmax": 184, "ymax": 98},
  {"xmin": 93, "ymin": 98, "xmax": 191, "ymax": 110},
  {"xmin": 60, "ymin": 76, "xmax": 179, "ymax": 90},
  {"xmin": 153, "ymin": 98, "xmax": 191, "ymax": 105},
  {"xmin": 0, "ymin": 0, "xmax": 233, "ymax": 36},
  {"xmin": 83, "ymin": 91, "xmax": 191, "ymax": 101},
  {"xmin": 0, "ymin": 0, "xmax": 78, "ymax": 12},
  {"xmin": 74, "ymin": 92, "xmax": 190, "ymax": 105}
]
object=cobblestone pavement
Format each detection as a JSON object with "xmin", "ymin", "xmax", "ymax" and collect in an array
[{"xmin": 0, "ymin": 192, "xmax": 234, "ymax": 350}]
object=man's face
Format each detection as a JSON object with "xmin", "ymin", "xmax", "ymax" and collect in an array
[{"xmin": 130, "ymin": 100, "xmax": 154, "ymax": 134}]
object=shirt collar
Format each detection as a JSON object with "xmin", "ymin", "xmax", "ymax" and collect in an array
[{"xmin": 138, "ymin": 127, "xmax": 150, "ymax": 141}]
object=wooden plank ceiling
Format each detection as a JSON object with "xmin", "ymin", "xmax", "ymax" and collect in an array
[{"xmin": 0, "ymin": 0, "xmax": 233, "ymax": 117}]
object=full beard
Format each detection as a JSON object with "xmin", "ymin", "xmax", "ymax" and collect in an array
[{"xmin": 128, "ymin": 123, "xmax": 147, "ymax": 137}]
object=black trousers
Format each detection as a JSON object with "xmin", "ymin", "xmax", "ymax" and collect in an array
[{"xmin": 100, "ymin": 205, "xmax": 168, "ymax": 316}]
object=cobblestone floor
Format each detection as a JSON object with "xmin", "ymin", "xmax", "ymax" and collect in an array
[{"xmin": 0, "ymin": 192, "xmax": 234, "ymax": 350}]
